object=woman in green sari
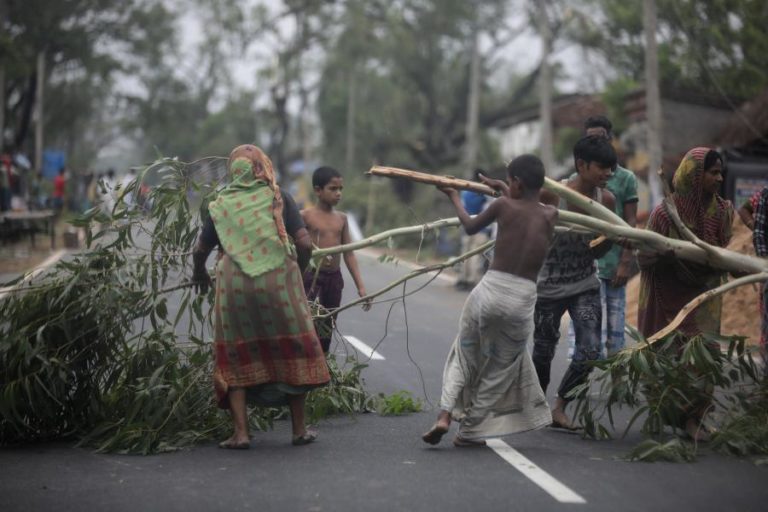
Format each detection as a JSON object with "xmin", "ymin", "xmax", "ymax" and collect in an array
[{"xmin": 193, "ymin": 144, "xmax": 329, "ymax": 448}]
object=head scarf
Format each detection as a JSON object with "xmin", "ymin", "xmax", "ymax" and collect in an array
[
  {"xmin": 670, "ymin": 147, "xmax": 733, "ymax": 247},
  {"xmin": 208, "ymin": 144, "xmax": 291, "ymax": 277}
]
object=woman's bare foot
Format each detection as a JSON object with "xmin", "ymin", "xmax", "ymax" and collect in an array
[
  {"xmin": 550, "ymin": 407, "xmax": 576, "ymax": 430},
  {"xmin": 218, "ymin": 434, "xmax": 251, "ymax": 450},
  {"xmin": 685, "ymin": 418, "xmax": 711, "ymax": 442}
]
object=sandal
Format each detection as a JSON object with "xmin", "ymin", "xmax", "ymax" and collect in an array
[{"xmin": 292, "ymin": 430, "xmax": 318, "ymax": 446}]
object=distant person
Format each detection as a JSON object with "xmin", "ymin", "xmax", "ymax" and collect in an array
[
  {"xmin": 533, "ymin": 135, "xmax": 617, "ymax": 430},
  {"xmin": 28, "ymin": 171, "xmax": 44, "ymax": 210},
  {"xmin": 566, "ymin": 116, "xmax": 638, "ymax": 359},
  {"xmin": 301, "ymin": 166, "xmax": 371, "ymax": 354},
  {"xmin": 736, "ymin": 188, "xmax": 763, "ymax": 231},
  {"xmin": 193, "ymin": 144, "xmax": 329, "ymax": 448},
  {"xmin": 751, "ymin": 186, "xmax": 768, "ymax": 375},
  {"xmin": 120, "ymin": 169, "xmax": 137, "ymax": 207},
  {"xmin": 638, "ymin": 147, "xmax": 733, "ymax": 441},
  {"xmin": 422, "ymin": 155, "xmax": 556, "ymax": 447},
  {"xmin": 52, "ymin": 167, "xmax": 67, "ymax": 213},
  {"xmin": 99, "ymin": 169, "xmax": 117, "ymax": 214},
  {"xmin": 455, "ymin": 188, "xmax": 490, "ymax": 290},
  {"xmin": 0, "ymin": 153, "xmax": 12, "ymax": 212}
]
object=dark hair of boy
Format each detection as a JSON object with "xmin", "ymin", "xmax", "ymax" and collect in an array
[
  {"xmin": 573, "ymin": 135, "xmax": 617, "ymax": 171},
  {"xmin": 583, "ymin": 115, "xmax": 613, "ymax": 137},
  {"xmin": 506, "ymin": 154, "xmax": 545, "ymax": 191},
  {"xmin": 312, "ymin": 166, "xmax": 342, "ymax": 189}
]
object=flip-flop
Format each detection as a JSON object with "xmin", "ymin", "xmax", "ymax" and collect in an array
[
  {"xmin": 548, "ymin": 420, "xmax": 580, "ymax": 432},
  {"xmin": 421, "ymin": 424, "xmax": 449, "ymax": 445},
  {"xmin": 218, "ymin": 439, "xmax": 250, "ymax": 450},
  {"xmin": 453, "ymin": 436, "xmax": 487, "ymax": 448},
  {"xmin": 292, "ymin": 430, "xmax": 318, "ymax": 446}
]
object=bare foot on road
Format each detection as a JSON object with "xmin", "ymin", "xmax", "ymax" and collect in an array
[
  {"xmin": 422, "ymin": 410, "xmax": 452, "ymax": 445},
  {"xmin": 453, "ymin": 436, "xmax": 487, "ymax": 448},
  {"xmin": 219, "ymin": 435, "xmax": 251, "ymax": 450},
  {"xmin": 422, "ymin": 423, "xmax": 449, "ymax": 445}
]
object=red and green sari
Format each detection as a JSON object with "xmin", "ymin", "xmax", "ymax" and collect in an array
[
  {"xmin": 209, "ymin": 145, "xmax": 329, "ymax": 408},
  {"xmin": 638, "ymin": 147, "xmax": 734, "ymax": 339}
]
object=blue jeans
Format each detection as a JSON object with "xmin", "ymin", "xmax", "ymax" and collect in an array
[
  {"xmin": 533, "ymin": 288, "xmax": 602, "ymax": 401},
  {"xmin": 567, "ymin": 279, "xmax": 626, "ymax": 358}
]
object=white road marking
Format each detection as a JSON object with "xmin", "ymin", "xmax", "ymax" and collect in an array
[
  {"xmin": 0, "ymin": 249, "xmax": 66, "ymax": 299},
  {"xmin": 486, "ymin": 439, "xmax": 587, "ymax": 504},
  {"xmin": 343, "ymin": 335, "xmax": 385, "ymax": 360}
]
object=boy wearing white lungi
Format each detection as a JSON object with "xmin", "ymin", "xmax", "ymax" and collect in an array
[{"xmin": 422, "ymin": 155, "xmax": 558, "ymax": 447}]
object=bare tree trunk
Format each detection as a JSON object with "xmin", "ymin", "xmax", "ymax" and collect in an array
[
  {"xmin": 463, "ymin": 10, "xmax": 481, "ymax": 176},
  {"xmin": 364, "ymin": 174, "xmax": 376, "ymax": 235},
  {"xmin": 0, "ymin": 66, "xmax": 5, "ymax": 150},
  {"xmin": 535, "ymin": 0, "xmax": 555, "ymax": 175},
  {"xmin": 0, "ymin": 0, "xmax": 5, "ymax": 149},
  {"xmin": 345, "ymin": 67, "xmax": 357, "ymax": 173},
  {"xmin": 644, "ymin": 0, "xmax": 664, "ymax": 208},
  {"xmin": 35, "ymin": 51, "xmax": 45, "ymax": 172}
]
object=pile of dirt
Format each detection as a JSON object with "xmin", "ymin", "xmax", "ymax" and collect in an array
[{"xmin": 625, "ymin": 218, "xmax": 761, "ymax": 344}]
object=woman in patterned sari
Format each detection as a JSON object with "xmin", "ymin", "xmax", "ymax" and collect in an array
[
  {"xmin": 193, "ymin": 144, "xmax": 330, "ymax": 448},
  {"xmin": 637, "ymin": 147, "xmax": 733, "ymax": 441}
]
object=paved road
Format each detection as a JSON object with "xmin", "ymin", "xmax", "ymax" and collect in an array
[{"xmin": 2, "ymin": 250, "xmax": 767, "ymax": 511}]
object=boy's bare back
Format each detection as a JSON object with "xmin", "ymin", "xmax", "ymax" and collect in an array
[
  {"xmin": 490, "ymin": 197, "xmax": 558, "ymax": 282},
  {"xmin": 301, "ymin": 207, "xmax": 348, "ymax": 270}
]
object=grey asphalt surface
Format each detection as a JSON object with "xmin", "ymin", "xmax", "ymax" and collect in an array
[{"xmin": 2, "ymin": 250, "xmax": 767, "ymax": 511}]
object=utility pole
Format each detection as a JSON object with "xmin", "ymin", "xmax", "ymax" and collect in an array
[
  {"xmin": 35, "ymin": 50, "xmax": 45, "ymax": 172},
  {"xmin": 536, "ymin": 0, "xmax": 555, "ymax": 175},
  {"xmin": 0, "ymin": 0, "xmax": 7, "ymax": 150},
  {"xmin": 644, "ymin": 0, "xmax": 664, "ymax": 208},
  {"xmin": 463, "ymin": 9, "xmax": 481, "ymax": 177}
]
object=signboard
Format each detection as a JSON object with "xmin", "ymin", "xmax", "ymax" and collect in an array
[{"xmin": 734, "ymin": 176, "xmax": 768, "ymax": 208}]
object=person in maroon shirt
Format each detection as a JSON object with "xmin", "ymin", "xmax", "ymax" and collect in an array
[{"xmin": 52, "ymin": 167, "xmax": 66, "ymax": 212}]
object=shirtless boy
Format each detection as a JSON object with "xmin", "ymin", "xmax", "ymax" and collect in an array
[
  {"xmin": 301, "ymin": 166, "xmax": 370, "ymax": 353},
  {"xmin": 422, "ymin": 154, "xmax": 558, "ymax": 447},
  {"xmin": 534, "ymin": 135, "xmax": 616, "ymax": 430}
]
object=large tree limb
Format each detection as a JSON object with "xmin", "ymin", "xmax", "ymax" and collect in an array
[
  {"xmin": 367, "ymin": 165, "xmax": 768, "ymax": 275},
  {"xmin": 368, "ymin": 165, "xmax": 628, "ymax": 227}
]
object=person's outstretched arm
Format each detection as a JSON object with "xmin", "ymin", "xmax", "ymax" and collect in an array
[
  {"xmin": 590, "ymin": 190, "xmax": 616, "ymax": 259},
  {"xmin": 439, "ymin": 186, "xmax": 499, "ymax": 235},
  {"xmin": 738, "ymin": 203, "xmax": 754, "ymax": 231},
  {"xmin": 192, "ymin": 219, "xmax": 216, "ymax": 295},
  {"xmin": 341, "ymin": 214, "xmax": 371, "ymax": 311},
  {"xmin": 293, "ymin": 227, "xmax": 313, "ymax": 273}
]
